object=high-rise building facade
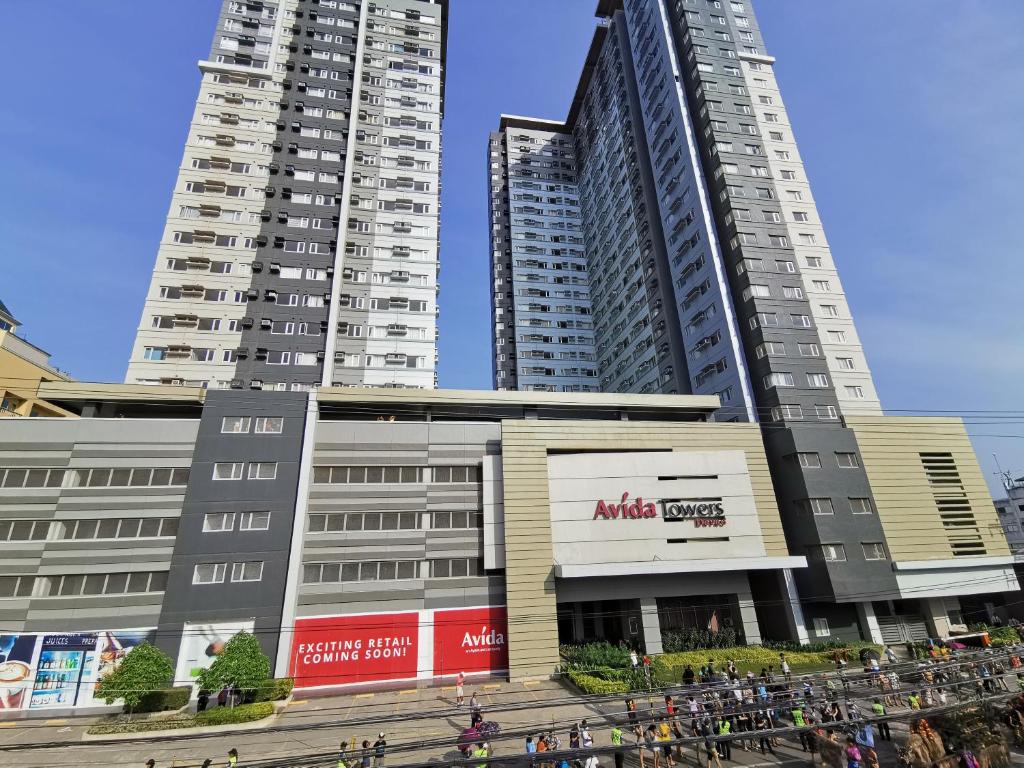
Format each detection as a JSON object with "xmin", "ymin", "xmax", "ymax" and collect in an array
[
  {"xmin": 127, "ymin": 0, "xmax": 446, "ymax": 392},
  {"xmin": 488, "ymin": 0, "xmax": 1008, "ymax": 638},
  {"xmin": 488, "ymin": 120, "xmax": 597, "ymax": 392}
]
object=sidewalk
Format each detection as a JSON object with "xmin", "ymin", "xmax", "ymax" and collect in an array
[{"xmin": 0, "ymin": 678, "xmax": 580, "ymax": 767}]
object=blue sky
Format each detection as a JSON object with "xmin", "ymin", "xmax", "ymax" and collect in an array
[{"xmin": 1, "ymin": 1, "xmax": 1022, "ymax": 494}]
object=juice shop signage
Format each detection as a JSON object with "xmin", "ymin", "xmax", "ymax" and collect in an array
[{"xmin": 592, "ymin": 493, "xmax": 726, "ymax": 527}]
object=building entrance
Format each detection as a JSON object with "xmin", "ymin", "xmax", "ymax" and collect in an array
[{"xmin": 556, "ymin": 599, "xmax": 646, "ymax": 650}]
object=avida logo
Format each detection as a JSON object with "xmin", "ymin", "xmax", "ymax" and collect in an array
[
  {"xmin": 593, "ymin": 492, "xmax": 658, "ymax": 520},
  {"xmin": 462, "ymin": 626, "xmax": 505, "ymax": 648}
]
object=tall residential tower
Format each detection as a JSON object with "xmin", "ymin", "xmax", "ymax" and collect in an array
[
  {"xmin": 128, "ymin": 0, "xmax": 447, "ymax": 391},
  {"xmin": 488, "ymin": 0, "xmax": 1005, "ymax": 641}
]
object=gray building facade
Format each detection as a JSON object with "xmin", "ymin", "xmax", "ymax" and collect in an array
[{"xmin": 127, "ymin": 0, "xmax": 447, "ymax": 392}]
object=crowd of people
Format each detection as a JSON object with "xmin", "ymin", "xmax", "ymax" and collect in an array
[{"xmin": 511, "ymin": 646, "xmax": 1024, "ymax": 768}]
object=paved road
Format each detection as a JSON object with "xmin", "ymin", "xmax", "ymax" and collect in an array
[{"xmin": 1, "ymin": 649, "xmax": 1019, "ymax": 767}]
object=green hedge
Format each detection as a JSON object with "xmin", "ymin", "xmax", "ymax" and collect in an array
[
  {"xmin": 653, "ymin": 644, "xmax": 883, "ymax": 683},
  {"xmin": 87, "ymin": 701, "xmax": 274, "ymax": 735},
  {"xmin": 253, "ymin": 677, "xmax": 294, "ymax": 702},
  {"xmin": 567, "ymin": 670, "xmax": 629, "ymax": 695},
  {"xmin": 661, "ymin": 628, "xmax": 737, "ymax": 652},
  {"xmin": 196, "ymin": 701, "xmax": 274, "ymax": 726},
  {"xmin": 560, "ymin": 641, "xmax": 632, "ymax": 671},
  {"xmin": 134, "ymin": 687, "xmax": 191, "ymax": 713}
]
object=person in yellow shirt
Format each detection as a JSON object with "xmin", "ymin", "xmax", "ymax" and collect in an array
[{"xmin": 657, "ymin": 718, "xmax": 675, "ymax": 767}]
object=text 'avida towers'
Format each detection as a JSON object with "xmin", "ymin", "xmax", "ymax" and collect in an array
[{"xmin": 128, "ymin": 0, "xmax": 447, "ymax": 391}]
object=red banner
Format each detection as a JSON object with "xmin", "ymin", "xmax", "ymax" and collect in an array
[
  {"xmin": 290, "ymin": 613, "xmax": 419, "ymax": 687},
  {"xmin": 433, "ymin": 607, "xmax": 509, "ymax": 677}
]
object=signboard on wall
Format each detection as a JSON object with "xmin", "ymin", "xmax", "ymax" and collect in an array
[
  {"xmin": 0, "ymin": 634, "xmax": 37, "ymax": 711},
  {"xmin": 0, "ymin": 628, "xmax": 157, "ymax": 712},
  {"xmin": 289, "ymin": 605, "xmax": 508, "ymax": 690},
  {"xmin": 290, "ymin": 612, "xmax": 420, "ymax": 687},
  {"xmin": 175, "ymin": 620, "xmax": 255, "ymax": 685},
  {"xmin": 433, "ymin": 606, "xmax": 508, "ymax": 678}
]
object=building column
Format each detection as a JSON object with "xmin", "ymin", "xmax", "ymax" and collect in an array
[
  {"xmin": 737, "ymin": 589, "xmax": 763, "ymax": 646},
  {"xmin": 855, "ymin": 601, "xmax": 885, "ymax": 644},
  {"xmin": 639, "ymin": 597, "xmax": 663, "ymax": 655},
  {"xmin": 779, "ymin": 569, "xmax": 811, "ymax": 645},
  {"xmin": 924, "ymin": 598, "xmax": 953, "ymax": 639}
]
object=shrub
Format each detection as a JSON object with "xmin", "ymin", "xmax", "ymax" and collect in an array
[
  {"xmin": 252, "ymin": 677, "xmax": 294, "ymax": 702},
  {"xmin": 87, "ymin": 702, "xmax": 274, "ymax": 735},
  {"xmin": 135, "ymin": 687, "xmax": 191, "ymax": 713},
  {"xmin": 566, "ymin": 670, "xmax": 629, "ymax": 695},
  {"xmin": 195, "ymin": 701, "xmax": 274, "ymax": 726},
  {"xmin": 661, "ymin": 628, "xmax": 737, "ymax": 652},
  {"xmin": 196, "ymin": 631, "xmax": 272, "ymax": 697},
  {"xmin": 94, "ymin": 642, "xmax": 175, "ymax": 714},
  {"xmin": 559, "ymin": 641, "xmax": 632, "ymax": 671}
]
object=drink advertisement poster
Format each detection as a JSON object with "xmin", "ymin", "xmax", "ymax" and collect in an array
[{"xmin": 30, "ymin": 634, "xmax": 97, "ymax": 709}]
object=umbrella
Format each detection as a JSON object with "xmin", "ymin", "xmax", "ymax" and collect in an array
[
  {"xmin": 457, "ymin": 727, "xmax": 481, "ymax": 754},
  {"xmin": 479, "ymin": 721, "xmax": 501, "ymax": 737},
  {"xmin": 859, "ymin": 648, "xmax": 881, "ymax": 662}
]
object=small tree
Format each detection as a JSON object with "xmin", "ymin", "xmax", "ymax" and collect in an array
[
  {"xmin": 94, "ymin": 642, "xmax": 174, "ymax": 716},
  {"xmin": 196, "ymin": 631, "xmax": 271, "ymax": 702}
]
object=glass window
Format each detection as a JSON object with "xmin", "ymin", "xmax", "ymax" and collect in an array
[
  {"xmin": 862, "ymin": 542, "xmax": 886, "ymax": 561},
  {"xmin": 255, "ymin": 417, "xmax": 284, "ymax": 434},
  {"xmin": 193, "ymin": 563, "xmax": 227, "ymax": 584},
  {"xmin": 222, "ymin": 416, "xmax": 251, "ymax": 433},
  {"xmin": 213, "ymin": 463, "xmax": 244, "ymax": 480},
  {"xmin": 797, "ymin": 452, "xmax": 820, "ymax": 468},
  {"xmin": 850, "ymin": 497, "xmax": 873, "ymax": 515},
  {"xmin": 105, "ymin": 573, "xmax": 129, "ymax": 593},
  {"xmin": 836, "ymin": 453, "xmax": 860, "ymax": 468},
  {"xmin": 230, "ymin": 561, "xmax": 264, "ymax": 582},
  {"xmin": 203, "ymin": 512, "xmax": 235, "ymax": 532},
  {"xmin": 248, "ymin": 462, "xmax": 277, "ymax": 480},
  {"xmin": 239, "ymin": 511, "xmax": 271, "ymax": 531}
]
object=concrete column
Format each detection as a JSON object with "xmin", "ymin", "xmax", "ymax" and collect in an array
[
  {"xmin": 573, "ymin": 603, "xmax": 585, "ymax": 643},
  {"xmin": 639, "ymin": 597, "xmax": 663, "ymax": 655},
  {"xmin": 779, "ymin": 569, "xmax": 811, "ymax": 645},
  {"xmin": 736, "ymin": 590, "xmax": 762, "ymax": 646},
  {"xmin": 855, "ymin": 601, "xmax": 885, "ymax": 644},
  {"xmin": 924, "ymin": 598, "xmax": 953, "ymax": 639}
]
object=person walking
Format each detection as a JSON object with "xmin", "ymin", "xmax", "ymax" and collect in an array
[
  {"xmin": 472, "ymin": 742, "xmax": 489, "ymax": 768},
  {"xmin": 699, "ymin": 717, "xmax": 722, "ymax": 768},
  {"xmin": 611, "ymin": 724, "xmax": 624, "ymax": 768},
  {"xmin": 855, "ymin": 724, "xmax": 878, "ymax": 768},
  {"xmin": 715, "ymin": 715, "xmax": 731, "ymax": 761},
  {"xmin": 373, "ymin": 733, "xmax": 387, "ymax": 768},
  {"xmin": 657, "ymin": 717, "xmax": 675, "ymax": 768},
  {"xmin": 683, "ymin": 664, "xmax": 695, "ymax": 686},
  {"xmin": 753, "ymin": 711, "xmax": 775, "ymax": 755},
  {"xmin": 884, "ymin": 645, "xmax": 898, "ymax": 665},
  {"xmin": 227, "ymin": 749, "xmax": 239, "ymax": 767},
  {"xmin": 633, "ymin": 725, "xmax": 647, "ymax": 768},
  {"xmin": 145, "ymin": 761, "xmax": 155, "ymax": 768},
  {"xmin": 360, "ymin": 741, "xmax": 373, "ymax": 768},
  {"xmin": 456, "ymin": 671, "xmax": 465, "ymax": 706},
  {"xmin": 844, "ymin": 736, "xmax": 862, "ymax": 768},
  {"xmin": 779, "ymin": 653, "xmax": 792, "ymax": 683},
  {"xmin": 631, "ymin": 649, "xmax": 640, "ymax": 670},
  {"xmin": 338, "ymin": 740, "xmax": 353, "ymax": 768},
  {"xmin": 625, "ymin": 697, "xmax": 638, "ymax": 726},
  {"xmin": 644, "ymin": 723, "xmax": 660, "ymax": 768}
]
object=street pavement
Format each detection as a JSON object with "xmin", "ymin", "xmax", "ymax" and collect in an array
[{"xmin": 1, "ymin": 651, "xmax": 1021, "ymax": 768}]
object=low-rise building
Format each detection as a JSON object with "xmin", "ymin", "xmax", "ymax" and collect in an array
[
  {"xmin": 0, "ymin": 300, "xmax": 72, "ymax": 418},
  {"xmin": 0, "ymin": 384, "xmax": 1015, "ymax": 714}
]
